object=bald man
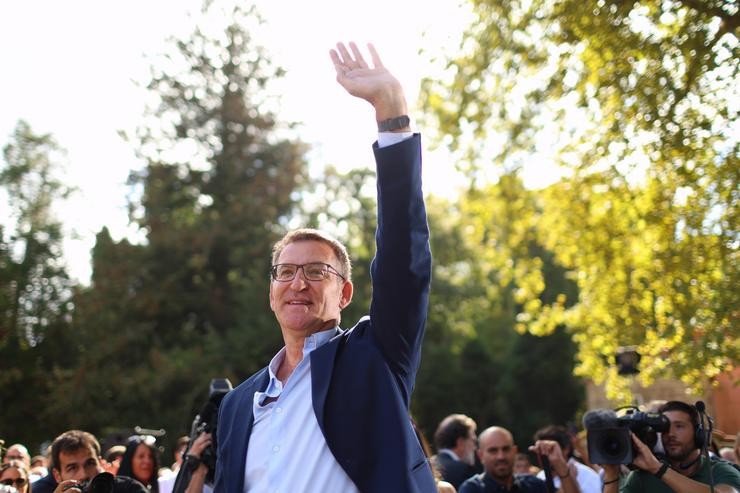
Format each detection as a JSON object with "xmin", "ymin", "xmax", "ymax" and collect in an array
[{"xmin": 459, "ymin": 427, "xmax": 581, "ymax": 493}]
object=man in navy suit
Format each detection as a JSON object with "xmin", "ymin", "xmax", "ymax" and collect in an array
[{"xmin": 214, "ymin": 42, "xmax": 436, "ymax": 492}]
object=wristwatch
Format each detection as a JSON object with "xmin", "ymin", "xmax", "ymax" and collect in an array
[
  {"xmin": 377, "ymin": 115, "xmax": 410, "ymax": 132},
  {"xmin": 184, "ymin": 453, "xmax": 202, "ymax": 472},
  {"xmin": 654, "ymin": 461, "xmax": 670, "ymax": 479}
]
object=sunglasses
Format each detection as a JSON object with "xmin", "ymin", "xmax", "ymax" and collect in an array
[{"xmin": 1, "ymin": 477, "xmax": 27, "ymax": 487}]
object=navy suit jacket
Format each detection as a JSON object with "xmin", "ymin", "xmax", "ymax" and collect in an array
[{"xmin": 214, "ymin": 134, "xmax": 436, "ymax": 492}]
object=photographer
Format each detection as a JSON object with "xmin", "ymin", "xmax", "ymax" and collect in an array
[
  {"xmin": 458, "ymin": 426, "xmax": 581, "ymax": 493},
  {"xmin": 48, "ymin": 430, "xmax": 147, "ymax": 493},
  {"xmin": 174, "ymin": 433, "xmax": 211, "ymax": 493},
  {"xmin": 600, "ymin": 401, "xmax": 740, "ymax": 493}
]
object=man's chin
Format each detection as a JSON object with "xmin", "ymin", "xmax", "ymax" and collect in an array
[{"xmin": 665, "ymin": 448, "xmax": 692, "ymax": 462}]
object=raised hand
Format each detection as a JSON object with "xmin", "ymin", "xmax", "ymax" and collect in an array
[{"xmin": 329, "ymin": 42, "xmax": 408, "ymax": 122}]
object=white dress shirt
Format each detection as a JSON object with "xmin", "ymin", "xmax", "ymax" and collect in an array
[{"xmin": 244, "ymin": 328, "xmax": 359, "ymax": 493}]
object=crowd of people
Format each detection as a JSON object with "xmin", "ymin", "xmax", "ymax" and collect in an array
[
  {"xmin": 0, "ymin": 430, "xmax": 214, "ymax": 493},
  {"xmin": 2, "ymin": 400, "xmax": 739, "ymax": 493},
  {"xmin": 427, "ymin": 403, "xmax": 740, "ymax": 493}
]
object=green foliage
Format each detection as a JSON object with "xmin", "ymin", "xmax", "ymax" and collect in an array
[
  {"xmin": 421, "ymin": 0, "xmax": 738, "ymax": 400},
  {"xmin": 61, "ymin": 1, "xmax": 308, "ymax": 454},
  {"xmin": 0, "ymin": 120, "xmax": 77, "ymax": 448},
  {"xmin": 413, "ymin": 183, "xmax": 584, "ymax": 449}
]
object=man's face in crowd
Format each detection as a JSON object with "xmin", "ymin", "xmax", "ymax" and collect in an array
[
  {"xmin": 3, "ymin": 446, "xmax": 29, "ymax": 466},
  {"xmin": 460, "ymin": 428, "xmax": 478, "ymax": 465},
  {"xmin": 514, "ymin": 454, "xmax": 532, "ymax": 474},
  {"xmin": 53, "ymin": 446, "xmax": 102, "ymax": 483},
  {"xmin": 478, "ymin": 429, "xmax": 517, "ymax": 481},
  {"xmin": 660, "ymin": 410, "xmax": 697, "ymax": 462},
  {"xmin": 270, "ymin": 240, "xmax": 352, "ymax": 336}
]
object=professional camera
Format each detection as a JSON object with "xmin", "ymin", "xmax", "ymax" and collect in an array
[
  {"xmin": 172, "ymin": 378, "xmax": 232, "ymax": 493},
  {"xmin": 583, "ymin": 407, "xmax": 670, "ymax": 464},
  {"xmin": 63, "ymin": 472, "xmax": 115, "ymax": 493}
]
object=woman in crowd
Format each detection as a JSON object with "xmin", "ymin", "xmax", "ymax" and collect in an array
[
  {"xmin": 117, "ymin": 436, "xmax": 160, "ymax": 492},
  {"xmin": 0, "ymin": 460, "xmax": 32, "ymax": 493}
]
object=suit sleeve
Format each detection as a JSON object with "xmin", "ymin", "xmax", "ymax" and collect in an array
[{"xmin": 368, "ymin": 133, "xmax": 431, "ymax": 404}]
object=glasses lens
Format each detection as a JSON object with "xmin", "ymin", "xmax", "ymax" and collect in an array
[
  {"xmin": 273, "ymin": 264, "xmax": 297, "ymax": 281},
  {"xmin": 304, "ymin": 263, "xmax": 328, "ymax": 281},
  {"xmin": 1, "ymin": 479, "xmax": 25, "ymax": 486}
]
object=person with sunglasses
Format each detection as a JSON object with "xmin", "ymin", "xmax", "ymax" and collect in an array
[
  {"xmin": 0, "ymin": 460, "xmax": 31, "ymax": 493},
  {"xmin": 215, "ymin": 42, "xmax": 435, "ymax": 492}
]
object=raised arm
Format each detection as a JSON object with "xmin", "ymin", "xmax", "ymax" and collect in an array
[{"xmin": 329, "ymin": 42, "xmax": 430, "ymax": 403}]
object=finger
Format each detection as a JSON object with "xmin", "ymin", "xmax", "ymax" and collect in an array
[
  {"xmin": 329, "ymin": 49, "xmax": 345, "ymax": 76},
  {"xmin": 367, "ymin": 43, "xmax": 384, "ymax": 69},
  {"xmin": 349, "ymin": 41, "xmax": 368, "ymax": 69},
  {"xmin": 336, "ymin": 42, "xmax": 355, "ymax": 67}
]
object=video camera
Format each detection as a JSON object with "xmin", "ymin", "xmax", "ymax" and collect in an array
[
  {"xmin": 583, "ymin": 407, "xmax": 669, "ymax": 464},
  {"xmin": 172, "ymin": 378, "xmax": 232, "ymax": 493}
]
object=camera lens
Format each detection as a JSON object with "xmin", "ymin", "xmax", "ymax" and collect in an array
[{"xmin": 596, "ymin": 429, "xmax": 630, "ymax": 461}]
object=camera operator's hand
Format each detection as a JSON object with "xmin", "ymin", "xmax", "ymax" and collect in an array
[
  {"xmin": 53, "ymin": 479, "xmax": 82, "ymax": 493},
  {"xmin": 187, "ymin": 432, "xmax": 212, "ymax": 460},
  {"xmin": 529, "ymin": 440, "xmax": 580, "ymax": 493},
  {"xmin": 629, "ymin": 431, "xmax": 663, "ymax": 474}
]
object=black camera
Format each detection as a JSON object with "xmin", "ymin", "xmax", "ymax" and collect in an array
[
  {"xmin": 583, "ymin": 408, "xmax": 670, "ymax": 464},
  {"xmin": 172, "ymin": 378, "xmax": 232, "ymax": 493},
  {"xmin": 63, "ymin": 472, "xmax": 115, "ymax": 493}
]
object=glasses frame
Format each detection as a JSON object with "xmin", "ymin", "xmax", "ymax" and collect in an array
[
  {"xmin": 1, "ymin": 477, "xmax": 28, "ymax": 487},
  {"xmin": 270, "ymin": 262, "xmax": 346, "ymax": 282}
]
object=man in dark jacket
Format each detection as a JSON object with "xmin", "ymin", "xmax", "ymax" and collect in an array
[{"xmin": 432, "ymin": 414, "xmax": 480, "ymax": 488}]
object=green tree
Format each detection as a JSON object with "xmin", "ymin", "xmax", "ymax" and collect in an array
[
  {"xmin": 421, "ymin": 0, "xmax": 738, "ymax": 400},
  {"xmin": 0, "ymin": 120, "xmax": 77, "ymax": 447},
  {"xmin": 413, "ymin": 179, "xmax": 584, "ymax": 449},
  {"xmin": 62, "ymin": 1, "xmax": 308, "ymax": 452}
]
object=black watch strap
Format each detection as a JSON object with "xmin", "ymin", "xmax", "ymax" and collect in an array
[
  {"xmin": 185, "ymin": 454, "xmax": 202, "ymax": 471},
  {"xmin": 377, "ymin": 115, "xmax": 410, "ymax": 132},
  {"xmin": 654, "ymin": 461, "xmax": 670, "ymax": 479}
]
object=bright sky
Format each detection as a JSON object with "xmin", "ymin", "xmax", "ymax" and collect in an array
[
  {"xmin": 1, "ymin": 0, "xmax": 477, "ymax": 284},
  {"xmin": 1, "ymin": 0, "xmax": 559, "ymax": 285}
]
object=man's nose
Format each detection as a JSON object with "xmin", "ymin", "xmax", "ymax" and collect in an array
[{"xmin": 289, "ymin": 269, "xmax": 308, "ymax": 289}]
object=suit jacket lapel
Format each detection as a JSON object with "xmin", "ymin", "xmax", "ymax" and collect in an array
[
  {"xmin": 310, "ymin": 331, "xmax": 343, "ymax": 435},
  {"xmin": 228, "ymin": 370, "xmax": 269, "ymax": 492}
]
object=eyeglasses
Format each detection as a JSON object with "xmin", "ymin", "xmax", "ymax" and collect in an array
[
  {"xmin": 1, "ymin": 478, "xmax": 27, "ymax": 487},
  {"xmin": 270, "ymin": 262, "xmax": 346, "ymax": 282}
]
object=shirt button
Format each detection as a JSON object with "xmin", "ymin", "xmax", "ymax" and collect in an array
[
  {"xmin": 276, "ymin": 407, "xmax": 282, "ymax": 413},
  {"xmin": 273, "ymin": 445, "xmax": 280, "ymax": 453}
]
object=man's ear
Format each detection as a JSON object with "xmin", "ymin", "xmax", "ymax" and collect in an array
[
  {"xmin": 339, "ymin": 280, "xmax": 353, "ymax": 308},
  {"xmin": 52, "ymin": 468, "xmax": 62, "ymax": 483}
]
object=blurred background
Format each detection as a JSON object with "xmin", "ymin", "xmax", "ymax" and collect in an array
[{"xmin": 1, "ymin": 0, "xmax": 737, "ymax": 458}]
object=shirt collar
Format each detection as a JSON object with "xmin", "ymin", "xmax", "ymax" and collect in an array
[
  {"xmin": 439, "ymin": 448, "xmax": 461, "ymax": 461},
  {"xmin": 267, "ymin": 327, "xmax": 340, "ymax": 379}
]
